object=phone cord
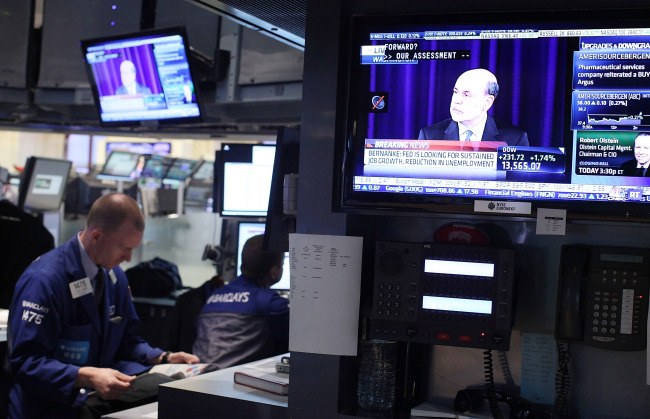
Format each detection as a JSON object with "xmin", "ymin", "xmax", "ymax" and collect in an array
[
  {"xmin": 483, "ymin": 349, "xmax": 504, "ymax": 419},
  {"xmin": 555, "ymin": 342, "xmax": 571, "ymax": 419}
]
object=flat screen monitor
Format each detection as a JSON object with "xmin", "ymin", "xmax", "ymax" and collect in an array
[
  {"xmin": 97, "ymin": 150, "xmax": 141, "ymax": 181},
  {"xmin": 107, "ymin": 142, "xmax": 171, "ymax": 155},
  {"xmin": 140, "ymin": 155, "xmax": 174, "ymax": 179},
  {"xmin": 165, "ymin": 158, "xmax": 198, "ymax": 181},
  {"xmin": 219, "ymin": 143, "xmax": 276, "ymax": 217},
  {"xmin": 237, "ymin": 221, "xmax": 290, "ymax": 291},
  {"xmin": 18, "ymin": 157, "xmax": 73, "ymax": 212},
  {"xmin": 338, "ymin": 9, "xmax": 650, "ymax": 221},
  {"xmin": 191, "ymin": 160, "xmax": 214, "ymax": 181},
  {"xmin": 81, "ymin": 26, "xmax": 202, "ymax": 127}
]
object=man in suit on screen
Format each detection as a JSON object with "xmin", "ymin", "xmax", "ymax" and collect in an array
[
  {"xmin": 418, "ymin": 68, "xmax": 529, "ymax": 146},
  {"xmin": 115, "ymin": 60, "xmax": 152, "ymax": 96},
  {"xmin": 621, "ymin": 132, "xmax": 650, "ymax": 176}
]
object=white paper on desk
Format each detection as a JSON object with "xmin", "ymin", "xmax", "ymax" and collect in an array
[{"xmin": 288, "ymin": 233, "xmax": 363, "ymax": 356}]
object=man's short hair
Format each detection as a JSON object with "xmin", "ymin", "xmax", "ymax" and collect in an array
[
  {"xmin": 486, "ymin": 80, "xmax": 499, "ymax": 98},
  {"xmin": 240, "ymin": 234, "xmax": 284, "ymax": 281},
  {"xmin": 87, "ymin": 193, "xmax": 144, "ymax": 233}
]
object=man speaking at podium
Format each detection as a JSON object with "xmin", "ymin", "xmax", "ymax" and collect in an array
[{"xmin": 418, "ymin": 68, "xmax": 529, "ymax": 147}]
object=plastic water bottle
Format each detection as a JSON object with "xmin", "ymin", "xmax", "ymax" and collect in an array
[{"xmin": 357, "ymin": 339, "xmax": 396, "ymax": 411}]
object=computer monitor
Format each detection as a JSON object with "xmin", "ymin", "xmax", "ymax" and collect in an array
[
  {"xmin": 96, "ymin": 150, "xmax": 141, "ymax": 181},
  {"xmin": 81, "ymin": 26, "xmax": 202, "ymax": 127},
  {"xmin": 165, "ymin": 158, "xmax": 198, "ymax": 181},
  {"xmin": 237, "ymin": 221, "xmax": 290, "ymax": 291},
  {"xmin": 106, "ymin": 142, "xmax": 171, "ymax": 156},
  {"xmin": 185, "ymin": 160, "xmax": 214, "ymax": 209},
  {"xmin": 18, "ymin": 157, "xmax": 73, "ymax": 212},
  {"xmin": 140, "ymin": 155, "xmax": 175, "ymax": 179},
  {"xmin": 219, "ymin": 143, "xmax": 276, "ymax": 217},
  {"xmin": 191, "ymin": 160, "xmax": 214, "ymax": 181}
]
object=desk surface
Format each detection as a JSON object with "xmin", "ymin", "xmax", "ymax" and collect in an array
[
  {"xmin": 160, "ymin": 354, "xmax": 289, "ymax": 408},
  {"xmin": 102, "ymin": 402, "xmax": 158, "ymax": 418},
  {"xmin": 105, "ymin": 355, "xmax": 289, "ymax": 419}
]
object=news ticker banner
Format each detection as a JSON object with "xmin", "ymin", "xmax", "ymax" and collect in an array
[
  {"xmin": 355, "ymin": 137, "xmax": 650, "ymax": 203},
  {"xmin": 362, "ymin": 139, "xmax": 564, "ymax": 180},
  {"xmin": 368, "ymin": 28, "xmax": 650, "ymax": 42},
  {"xmin": 353, "ymin": 173, "xmax": 648, "ymax": 203}
]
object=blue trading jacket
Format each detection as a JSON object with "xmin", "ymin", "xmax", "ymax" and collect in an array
[{"xmin": 8, "ymin": 235, "xmax": 162, "ymax": 419}]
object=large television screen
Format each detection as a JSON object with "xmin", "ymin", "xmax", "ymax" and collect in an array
[
  {"xmin": 18, "ymin": 157, "xmax": 73, "ymax": 212},
  {"xmin": 219, "ymin": 143, "xmax": 276, "ymax": 217},
  {"xmin": 81, "ymin": 27, "xmax": 202, "ymax": 127},
  {"xmin": 338, "ymin": 9, "xmax": 650, "ymax": 221}
]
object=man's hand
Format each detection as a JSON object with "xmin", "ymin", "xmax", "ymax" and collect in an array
[
  {"xmin": 150, "ymin": 351, "xmax": 200, "ymax": 365},
  {"xmin": 75, "ymin": 367, "xmax": 136, "ymax": 400}
]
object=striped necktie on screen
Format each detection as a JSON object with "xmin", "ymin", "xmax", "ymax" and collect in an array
[{"xmin": 464, "ymin": 130, "xmax": 473, "ymax": 141}]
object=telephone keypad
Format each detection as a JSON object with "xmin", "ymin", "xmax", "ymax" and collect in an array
[{"xmin": 590, "ymin": 269, "xmax": 645, "ymax": 340}]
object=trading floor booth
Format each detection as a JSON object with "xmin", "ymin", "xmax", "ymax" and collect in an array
[{"xmin": 281, "ymin": 1, "xmax": 650, "ymax": 419}]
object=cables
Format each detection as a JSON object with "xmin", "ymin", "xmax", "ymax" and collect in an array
[
  {"xmin": 555, "ymin": 342, "xmax": 571, "ymax": 419},
  {"xmin": 484, "ymin": 349, "xmax": 504, "ymax": 419}
]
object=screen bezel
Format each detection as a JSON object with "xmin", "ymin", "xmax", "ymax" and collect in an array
[
  {"xmin": 335, "ymin": 8, "xmax": 650, "ymax": 222},
  {"xmin": 80, "ymin": 26, "xmax": 203, "ymax": 128}
]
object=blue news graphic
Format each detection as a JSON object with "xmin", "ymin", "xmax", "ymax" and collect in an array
[{"xmin": 572, "ymin": 36, "xmax": 650, "ymax": 131}]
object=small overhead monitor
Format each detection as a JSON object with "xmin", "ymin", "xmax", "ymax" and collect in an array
[
  {"xmin": 165, "ymin": 158, "xmax": 198, "ymax": 181},
  {"xmin": 219, "ymin": 143, "xmax": 276, "ymax": 217},
  {"xmin": 140, "ymin": 155, "xmax": 174, "ymax": 179},
  {"xmin": 97, "ymin": 150, "xmax": 141, "ymax": 181},
  {"xmin": 18, "ymin": 157, "xmax": 73, "ymax": 212},
  {"xmin": 81, "ymin": 26, "xmax": 202, "ymax": 127},
  {"xmin": 236, "ymin": 221, "xmax": 290, "ymax": 291}
]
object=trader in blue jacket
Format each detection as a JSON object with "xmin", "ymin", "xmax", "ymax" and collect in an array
[
  {"xmin": 7, "ymin": 193, "xmax": 198, "ymax": 419},
  {"xmin": 192, "ymin": 234, "xmax": 289, "ymax": 371}
]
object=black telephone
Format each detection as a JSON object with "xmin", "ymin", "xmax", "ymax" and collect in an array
[{"xmin": 555, "ymin": 244, "xmax": 650, "ymax": 350}]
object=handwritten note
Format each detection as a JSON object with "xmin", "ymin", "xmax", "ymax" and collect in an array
[
  {"xmin": 521, "ymin": 333, "xmax": 557, "ymax": 405},
  {"xmin": 288, "ymin": 233, "xmax": 363, "ymax": 356}
]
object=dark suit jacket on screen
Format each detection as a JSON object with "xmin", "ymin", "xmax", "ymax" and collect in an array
[
  {"xmin": 621, "ymin": 158, "xmax": 650, "ymax": 176},
  {"xmin": 115, "ymin": 83, "xmax": 152, "ymax": 95},
  {"xmin": 418, "ymin": 115, "xmax": 529, "ymax": 146}
]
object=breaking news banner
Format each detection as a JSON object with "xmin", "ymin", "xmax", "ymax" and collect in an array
[{"xmin": 362, "ymin": 139, "xmax": 564, "ymax": 181}]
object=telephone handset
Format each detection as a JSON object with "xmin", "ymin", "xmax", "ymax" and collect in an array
[{"xmin": 555, "ymin": 244, "xmax": 650, "ymax": 350}]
